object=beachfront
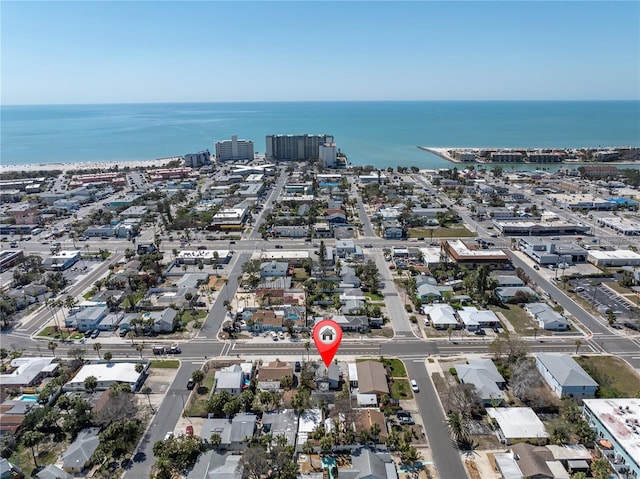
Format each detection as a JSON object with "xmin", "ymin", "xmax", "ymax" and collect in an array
[{"xmin": 0, "ymin": 157, "xmax": 181, "ymax": 174}]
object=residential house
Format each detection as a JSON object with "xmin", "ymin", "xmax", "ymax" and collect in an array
[
  {"xmin": 535, "ymin": 353, "xmax": 597, "ymax": 399},
  {"xmin": 524, "ymin": 303, "xmax": 569, "ymax": 331},
  {"xmin": 316, "ymin": 363, "xmax": 341, "ymax": 391},
  {"xmin": 422, "ymin": 304, "xmax": 459, "ymax": 330},
  {"xmin": 247, "ymin": 309, "xmax": 283, "ymax": 332},
  {"xmin": 416, "ymin": 282, "xmax": 453, "ymax": 303},
  {"xmin": 457, "ymin": 307, "xmax": 500, "ymax": 331},
  {"xmin": 382, "ymin": 221, "xmax": 404, "ymax": 240},
  {"xmin": 297, "ymin": 409, "xmax": 322, "ymax": 451},
  {"xmin": 36, "ymin": 465, "xmax": 73, "ymax": 479},
  {"xmin": 136, "ymin": 308, "xmax": 178, "ymax": 334},
  {"xmin": 356, "ymin": 361, "xmax": 389, "ymax": 396},
  {"xmin": 262, "ymin": 409, "xmax": 298, "ymax": 446},
  {"xmin": 61, "ymin": 427, "xmax": 101, "ymax": 473},
  {"xmin": 487, "ymin": 407, "xmax": 549, "ymax": 445},
  {"xmin": 139, "ymin": 288, "xmax": 197, "ymax": 310},
  {"xmin": 65, "ymin": 362, "xmax": 147, "ymax": 392},
  {"xmin": 186, "ymin": 452, "xmax": 242, "ymax": 479},
  {"xmin": 354, "ymin": 410, "xmax": 388, "ymax": 441},
  {"xmin": 214, "ymin": 365, "xmax": 245, "ymax": 395},
  {"xmin": 257, "ymin": 361, "xmax": 293, "ymax": 390},
  {"xmin": 65, "ymin": 305, "xmax": 109, "ymax": 332},
  {"xmin": 199, "ymin": 414, "xmax": 257, "ymax": 451},
  {"xmin": 493, "ymin": 275, "xmax": 525, "ymax": 288},
  {"xmin": 454, "ymin": 358, "xmax": 506, "ymax": 404},
  {"xmin": 272, "ymin": 225, "xmax": 309, "ymax": 238},
  {"xmin": 260, "ymin": 261, "xmax": 289, "ymax": 278},
  {"xmin": 321, "ymin": 315, "xmax": 369, "ymax": 333},
  {"xmin": 495, "ymin": 286, "xmax": 538, "ymax": 303},
  {"xmin": 0, "ymin": 357, "xmax": 58, "ymax": 393},
  {"xmin": 336, "ymin": 240, "xmax": 356, "ymax": 258},
  {"xmin": 339, "ymin": 448, "xmax": 399, "ymax": 479},
  {"xmin": 324, "ymin": 209, "xmax": 347, "ymax": 224}
]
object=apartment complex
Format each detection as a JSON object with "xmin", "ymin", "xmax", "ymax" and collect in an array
[
  {"xmin": 265, "ymin": 134, "xmax": 334, "ymax": 161},
  {"xmin": 215, "ymin": 135, "xmax": 255, "ymax": 162}
]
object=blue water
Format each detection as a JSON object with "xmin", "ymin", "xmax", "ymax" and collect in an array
[
  {"xmin": 1, "ymin": 101, "xmax": 639, "ymax": 168},
  {"xmin": 19, "ymin": 394, "xmax": 38, "ymax": 402}
]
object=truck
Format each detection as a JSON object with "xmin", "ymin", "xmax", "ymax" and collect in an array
[{"xmin": 152, "ymin": 346, "xmax": 166, "ymax": 355}]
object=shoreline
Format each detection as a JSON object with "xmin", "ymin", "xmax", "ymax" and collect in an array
[
  {"xmin": 0, "ymin": 157, "xmax": 182, "ymax": 174},
  {"xmin": 417, "ymin": 146, "xmax": 640, "ymax": 166}
]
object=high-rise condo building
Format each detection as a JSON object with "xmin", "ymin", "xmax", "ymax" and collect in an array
[
  {"xmin": 265, "ymin": 134, "xmax": 334, "ymax": 161},
  {"xmin": 215, "ymin": 135, "xmax": 255, "ymax": 162},
  {"xmin": 319, "ymin": 142, "xmax": 337, "ymax": 168}
]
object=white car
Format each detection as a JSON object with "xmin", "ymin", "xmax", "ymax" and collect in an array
[
  {"xmin": 278, "ymin": 331, "xmax": 285, "ymax": 340},
  {"xmin": 410, "ymin": 379, "xmax": 419, "ymax": 393},
  {"xmin": 164, "ymin": 431, "xmax": 174, "ymax": 441}
]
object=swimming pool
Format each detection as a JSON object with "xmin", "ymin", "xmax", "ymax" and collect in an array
[{"xmin": 18, "ymin": 394, "xmax": 38, "ymax": 402}]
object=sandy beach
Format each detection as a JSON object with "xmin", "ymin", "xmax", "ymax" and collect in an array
[{"xmin": 0, "ymin": 157, "xmax": 182, "ymax": 174}]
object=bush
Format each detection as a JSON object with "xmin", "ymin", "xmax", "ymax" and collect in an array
[
  {"xmin": 404, "ymin": 304, "xmax": 413, "ymax": 313},
  {"xmin": 449, "ymin": 367, "xmax": 458, "ymax": 376},
  {"xmin": 409, "ymin": 315, "xmax": 417, "ymax": 323}
]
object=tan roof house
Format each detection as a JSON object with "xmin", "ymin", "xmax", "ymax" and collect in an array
[{"xmin": 356, "ymin": 361, "xmax": 389, "ymax": 395}]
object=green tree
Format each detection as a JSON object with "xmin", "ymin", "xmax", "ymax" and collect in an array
[
  {"xmin": 209, "ymin": 432, "xmax": 222, "ymax": 449},
  {"xmin": 191, "ymin": 369, "xmax": 205, "ymax": 389},
  {"xmin": 446, "ymin": 411, "xmax": 470, "ymax": 447},
  {"xmin": 103, "ymin": 351, "xmax": 113, "ymax": 362},
  {"xmin": 141, "ymin": 385, "xmax": 154, "ymax": 412},
  {"xmin": 84, "ymin": 375, "xmax": 98, "ymax": 393},
  {"xmin": 47, "ymin": 340, "xmax": 57, "ymax": 357},
  {"xmin": 93, "ymin": 342, "xmax": 102, "ymax": 358},
  {"xmin": 22, "ymin": 430, "xmax": 45, "ymax": 467}
]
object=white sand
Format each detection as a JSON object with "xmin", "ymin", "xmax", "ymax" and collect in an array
[{"xmin": 0, "ymin": 157, "xmax": 183, "ymax": 174}]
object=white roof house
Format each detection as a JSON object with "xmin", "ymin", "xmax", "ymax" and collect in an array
[
  {"xmin": 423, "ymin": 304, "xmax": 459, "ymax": 329},
  {"xmin": 524, "ymin": 303, "xmax": 569, "ymax": 331},
  {"xmin": 457, "ymin": 307, "xmax": 500, "ymax": 330},
  {"xmin": 297, "ymin": 409, "xmax": 322, "ymax": 450},
  {"xmin": 487, "ymin": 407, "xmax": 549, "ymax": 445},
  {"xmin": 214, "ymin": 365, "xmax": 245, "ymax": 395},
  {"xmin": 66, "ymin": 362, "xmax": 146, "ymax": 392}
]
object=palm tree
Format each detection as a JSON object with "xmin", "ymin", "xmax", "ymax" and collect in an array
[
  {"xmin": 84, "ymin": 375, "xmax": 98, "ymax": 393},
  {"xmin": 136, "ymin": 343, "xmax": 144, "ymax": 359},
  {"xmin": 574, "ymin": 339, "xmax": 582, "ymax": 355},
  {"xmin": 304, "ymin": 341, "xmax": 311, "ymax": 362},
  {"xmin": 48, "ymin": 340, "xmax": 57, "ymax": 357},
  {"xmin": 191, "ymin": 369, "xmax": 205, "ymax": 390},
  {"xmin": 103, "ymin": 351, "xmax": 113, "ymax": 363},
  {"xmin": 93, "ymin": 342, "xmax": 102, "ymax": 358},
  {"xmin": 22, "ymin": 431, "xmax": 45, "ymax": 467},
  {"xmin": 446, "ymin": 411, "xmax": 470, "ymax": 447},
  {"xmin": 141, "ymin": 385, "xmax": 154, "ymax": 412}
]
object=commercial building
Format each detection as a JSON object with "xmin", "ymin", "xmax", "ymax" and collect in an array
[
  {"xmin": 43, "ymin": 250, "xmax": 81, "ymax": 271},
  {"xmin": 441, "ymin": 239, "xmax": 510, "ymax": 269},
  {"xmin": 494, "ymin": 220, "xmax": 590, "ymax": 237},
  {"xmin": 582, "ymin": 398, "xmax": 640, "ymax": 478},
  {"xmin": 587, "ymin": 250, "xmax": 640, "ymax": 267},
  {"xmin": 548, "ymin": 193, "xmax": 615, "ymax": 211},
  {"xmin": 519, "ymin": 238, "xmax": 588, "ymax": 265},
  {"xmin": 0, "ymin": 249, "xmax": 24, "ymax": 272},
  {"xmin": 215, "ymin": 136, "xmax": 254, "ymax": 162},
  {"xmin": 266, "ymin": 134, "xmax": 333, "ymax": 161},
  {"xmin": 596, "ymin": 216, "xmax": 640, "ymax": 236}
]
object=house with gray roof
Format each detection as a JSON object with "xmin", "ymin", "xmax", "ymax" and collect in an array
[
  {"xmin": 524, "ymin": 303, "xmax": 569, "ymax": 331},
  {"xmin": 138, "ymin": 308, "xmax": 178, "ymax": 333},
  {"xmin": 495, "ymin": 286, "xmax": 538, "ymax": 302},
  {"xmin": 493, "ymin": 275, "xmax": 525, "ymax": 287},
  {"xmin": 316, "ymin": 363, "xmax": 341, "ymax": 391},
  {"xmin": 199, "ymin": 414, "xmax": 256, "ymax": 451},
  {"xmin": 416, "ymin": 282, "xmax": 453, "ymax": 302},
  {"xmin": 0, "ymin": 357, "xmax": 58, "ymax": 392},
  {"xmin": 455, "ymin": 358, "xmax": 506, "ymax": 404},
  {"xmin": 214, "ymin": 364, "xmax": 245, "ymax": 395},
  {"xmin": 535, "ymin": 353, "xmax": 597, "ymax": 398},
  {"xmin": 262, "ymin": 409, "xmax": 298, "ymax": 446},
  {"xmin": 260, "ymin": 261, "xmax": 289, "ymax": 278},
  {"xmin": 186, "ymin": 451, "xmax": 243, "ymax": 479},
  {"xmin": 339, "ymin": 448, "xmax": 399, "ymax": 479},
  {"xmin": 36, "ymin": 465, "xmax": 72, "ymax": 479},
  {"xmin": 65, "ymin": 305, "xmax": 109, "ymax": 332},
  {"xmin": 61, "ymin": 427, "xmax": 101, "ymax": 473}
]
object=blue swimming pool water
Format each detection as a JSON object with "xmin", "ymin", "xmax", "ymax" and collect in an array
[{"xmin": 19, "ymin": 394, "xmax": 38, "ymax": 402}]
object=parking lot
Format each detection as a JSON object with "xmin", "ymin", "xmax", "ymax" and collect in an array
[{"xmin": 573, "ymin": 278, "xmax": 634, "ymax": 319}]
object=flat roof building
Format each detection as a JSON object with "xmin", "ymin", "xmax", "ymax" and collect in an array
[
  {"xmin": 487, "ymin": 407, "xmax": 549, "ymax": 445},
  {"xmin": 442, "ymin": 239, "xmax": 510, "ymax": 269},
  {"xmin": 265, "ymin": 134, "xmax": 333, "ymax": 161},
  {"xmin": 596, "ymin": 216, "xmax": 640, "ymax": 236},
  {"xmin": 587, "ymin": 249, "xmax": 640, "ymax": 267},
  {"xmin": 215, "ymin": 135, "xmax": 254, "ymax": 162},
  {"xmin": 582, "ymin": 398, "xmax": 640, "ymax": 478}
]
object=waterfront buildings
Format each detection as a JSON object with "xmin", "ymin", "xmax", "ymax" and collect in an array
[
  {"xmin": 215, "ymin": 136, "xmax": 254, "ymax": 162},
  {"xmin": 582, "ymin": 398, "xmax": 640, "ymax": 478},
  {"xmin": 184, "ymin": 150, "xmax": 211, "ymax": 168},
  {"xmin": 319, "ymin": 142, "xmax": 337, "ymax": 167},
  {"xmin": 265, "ymin": 134, "xmax": 333, "ymax": 161}
]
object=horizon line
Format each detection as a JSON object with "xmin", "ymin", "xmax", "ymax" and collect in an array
[{"xmin": 3, "ymin": 98, "xmax": 640, "ymax": 107}]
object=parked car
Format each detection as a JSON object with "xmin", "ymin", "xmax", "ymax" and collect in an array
[
  {"xmin": 575, "ymin": 286, "xmax": 585, "ymax": 292},
  {"xmin": 533, "ymin": 264, "xmax": 540, "ymax": 270},
  {"xmin": 294, "ymin": 361, "xmax": 301, "ymax": 372},
  {"xmin": 185, "ymin": 425, "xmax": 194, "ymax": 436},
  {"xmin": 474, "ymin": 329, "xmax": 486, "ymax": 336},
  {"xmin": 164, "ymin": 432, "xmax": 174, "ymax": 441},
  {"xmin": 410, "ymin": 379, "xmax": 419, "ymax": 393},
  {"xmin": 278, "ymin": 331, "xmax": 285, "ymax": 340},
  {"xmin": 91, "ymin": 330, "xmax": 100, "ymax": 339}
]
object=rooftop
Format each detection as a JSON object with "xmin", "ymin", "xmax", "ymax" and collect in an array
[{"xmin": 487, "ymin": 407, "xmax": 549, "ymax": 441}]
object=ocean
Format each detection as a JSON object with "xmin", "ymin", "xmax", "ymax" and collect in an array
[{"xmin": 1, "ymin": 101, "xmax": 639, "ymax": 169}]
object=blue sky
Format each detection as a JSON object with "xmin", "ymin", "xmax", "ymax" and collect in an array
[{"xmin": 2, "ymin": 1, "xmax": 639, "ymax": 104}]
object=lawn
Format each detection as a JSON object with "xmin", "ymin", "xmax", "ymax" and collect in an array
[
  {"xmin": 575, "ymin": 356, "xmax": 640, "ymax": 398},
  {"xmin": 409, "ymin": 227, "xmax": 477, "ymax": 238},
  {"xmin": 382, "ymin": 358, "xmax": 407, "ymax": 377},
  {"xmin": 491, "ymin": 303, "xmax": 549, "ymax": 336},
  {"xmin": 293, "ymin": 268, "xmax": 309, "ymax": 280},
  {"xmin": 10, "ymin": 438, "xmax": 67, "ymax": 477},
  {"xmin": 391, "ymin": 378, "xmax": 413, "ymax": 400},
  {"xmin": 364, "ymin": 292, "xmax": 384, "ymax": 301},
  {"xmin": 186, "ymin": 369, "xmax": 216, "ymax": 417},
  {"xmin": 181, "ymin": 310, "xmax": 207, "ymax": 324},
  {"xmin": 150, "ymin": 360, "xmax": 180, "ymax": 369}
]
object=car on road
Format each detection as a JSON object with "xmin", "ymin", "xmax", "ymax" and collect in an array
[
  {"xmin": 197, "ymin": 245, "xmax": 207, "ymax": 250},
  {"xmin": 410, "ymin": 379, "xmax": 419, "ymax": 393},
  {"xmin": 169, "ymin": 343, "xmax": 181, "ymax": 354},
  {"xmin": 533, "ymin": 264, "xmax": 540, "ymax": 270},
  {"xmin": 364, "ymin": 243, "xmax": 373, "ymax": 248},
  {"xmin": 275, "ymin": 244, "xmax": 283, "ymax": 249},
  {"xmin": 9, "ymin": 242, "xmax": 17, "ymax": 248},
  {"xmin": 186, "ymin": 379, "xmax": 195, "ymax": 390},
  {"xmin": 164, "ymin": 432, "xmax": 174, "ymax": 441}
]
